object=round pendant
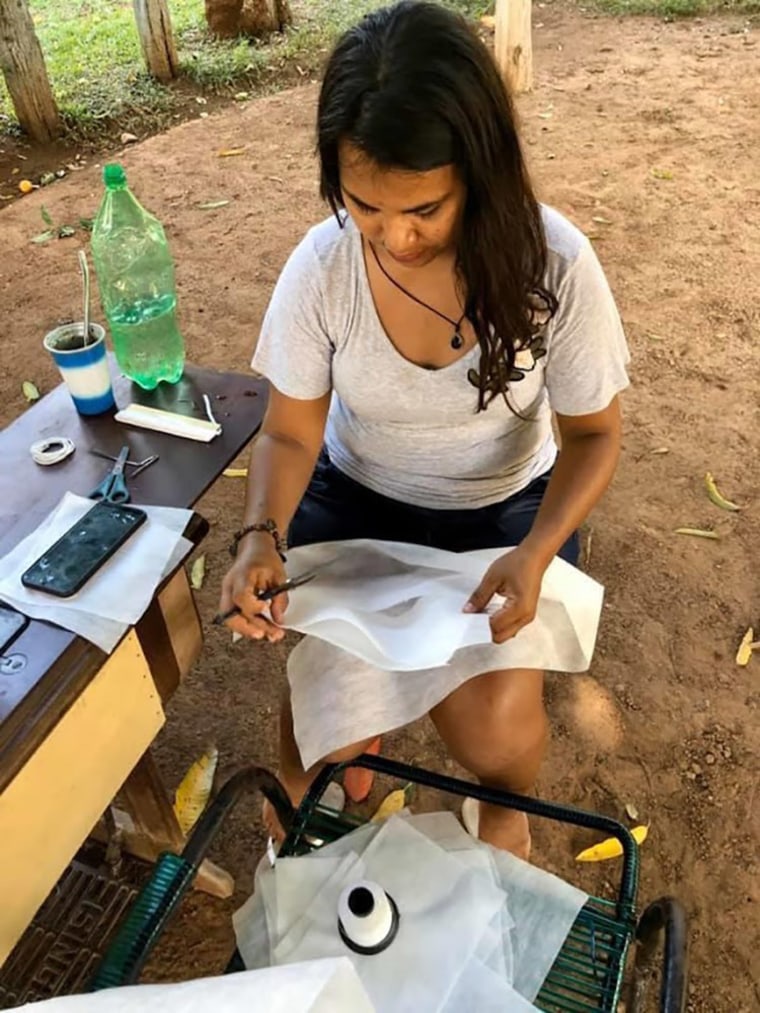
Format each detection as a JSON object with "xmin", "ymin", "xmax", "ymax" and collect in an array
[{"xmin": 450, "ymin": 331, "xmax": 464, "ymax": 350}]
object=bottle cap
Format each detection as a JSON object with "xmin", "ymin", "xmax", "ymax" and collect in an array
[{"xmin": 103, "ymin": 163, "xmax": 127, "ymax": 188}]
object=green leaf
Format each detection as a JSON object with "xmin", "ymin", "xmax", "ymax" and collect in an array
[
  {"xmin": 78, "ymin": 217, "xmax": 94, "ymax": 231},
  {"xmin": 57, "ymin": 225, "xmax": 77, "ymax": 238},
  {"xmin": 31, "ymin": 230, "xmax": 55, "ymax": 244},
  {"xmin": 40, "ymin": 205, "xmax": 53, "ymax": 226},
  {"xmin": 22, "ymin": 381, "xmax": 40, "ymax": 402}
]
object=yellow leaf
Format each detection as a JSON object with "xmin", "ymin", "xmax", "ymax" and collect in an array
[
  {"xmin": 576, "ymin": 825, "xmax": 649, "ymax": 862},
  {"xmin": 173, "ymin": 745, "xmax": 218, "ymax": 836},
  {"xmin": 675, "ymin": 528, "xmax": 720, "ymax": 541},
  {"xmin": 705, "ymin": 472, "xmax": 742, "ymax": 512},
  {"xmin": 652, "ymin": 168, "xmax": 673, "ymax": 180},
  {"xmin": 22, "ymin": 380, "xmax": 40, "ymax": 402},
  {"xmin": 218, "ymin": 147, "xmax": 246, "ymax": 157},
  {"xmin": 479, "ymin": 14, "xmax": 495, "ymax": 28},
  {"xmin": 736, "ymin": 627, "xmax": 754, "ymax": 667},
  {"xmin": 223, "ymin": 467, "xmax": 248, "ymax": 478},
  {"xmin": 19, "ymin": 179, "xmax": 34, "ymax": 194},
  {"xmin": 370, "ymin": 783, "xmax": 413, "ymax": 822},
  {"xmin": 190, "ymin": 554, "xmax": 206, "ymax": 590}
]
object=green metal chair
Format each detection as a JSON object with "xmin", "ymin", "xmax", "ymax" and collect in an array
[{"xmin": 91, "ymin": 755, "xmax": 688, "ymax": 1011}]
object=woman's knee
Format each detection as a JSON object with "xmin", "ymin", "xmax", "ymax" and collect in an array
[{"xmin": 431, "ymin": 669, "xmax": 547, "ymax": 780}]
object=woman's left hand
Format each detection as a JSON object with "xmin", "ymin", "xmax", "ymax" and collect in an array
[{"xmin": 464, "ymin": 545, "xmax": 549, "ymax": 644}]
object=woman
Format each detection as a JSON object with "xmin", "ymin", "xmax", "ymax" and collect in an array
[{"xmin": 219, "ymin": 0, "xmax": 629, "ymax": 858}]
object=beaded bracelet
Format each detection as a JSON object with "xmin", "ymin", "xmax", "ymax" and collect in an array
[{"xmin": 228, "ymin": 519, "xmax": 287, "ymax": 561}]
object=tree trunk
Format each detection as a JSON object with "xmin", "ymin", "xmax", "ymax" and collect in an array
[
  {"xmin": 205, "ymin": 0, "xmax": 291, "ymax": 39},
  {"xmin": 494, "ymin": 0, "xmax": 533, "ymax": 95},
  {"xmin": 133, "ymin": 0, "xmax": 178, "ymax": 83},
  {"xmin": 0, "ymin": 0, "xmax": 61, "ymax": 142}
]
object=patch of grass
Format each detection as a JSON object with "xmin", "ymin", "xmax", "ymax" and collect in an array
[
  {"xmin": 0, "ymin": 0, "xmax": 493, "ymax": 139},
  {"xmin": 586, "ymin": 0, "xmax": 759, "ymax": 15}
]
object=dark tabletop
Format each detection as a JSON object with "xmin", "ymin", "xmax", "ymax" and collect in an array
[{"xmin": 0, "ymin": 363, "xmax": 267, "ymax": 787}]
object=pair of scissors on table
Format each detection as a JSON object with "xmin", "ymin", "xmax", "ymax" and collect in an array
[
  {"xmin": 212, "ymin": 571, "xmax": 317, "ymax": 626},
  {"xmin": 89, "ymin": 445, "xmax": 131, "ymax": 504}
]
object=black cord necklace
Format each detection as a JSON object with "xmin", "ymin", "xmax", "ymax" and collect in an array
[{"xmin": 369, "ymin": 242, "xmax": 467, "ymax": 350}]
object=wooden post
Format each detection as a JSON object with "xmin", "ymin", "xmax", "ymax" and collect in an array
[
  {"xmin": 0, "ymin": 0, "xmax": 61, "ymax": 142},
  {"xmin": 133, "ymin": 0, "xmax": 178, "ymax": 83},
  {"xmin": 494, "ymin": 0, "xmax": 533, "ymax": 95}
]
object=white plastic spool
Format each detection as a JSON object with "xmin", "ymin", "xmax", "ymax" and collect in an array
[{"xmin": 337, "ymin": 880, "xmax": 400, "ymax": 955}]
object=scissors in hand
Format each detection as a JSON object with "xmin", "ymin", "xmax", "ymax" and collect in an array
[
  {"xmin": 90, "ymin": 445, "xmax": 131, "ymax": 504},
  {"xmin": 212, "ymin": 571, "xmax": 317, "ymax": 626}
]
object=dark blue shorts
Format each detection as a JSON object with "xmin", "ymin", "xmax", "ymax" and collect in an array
[{"xmin": 289, "ymin": 450, "xmax": 580, "ymax": 565}]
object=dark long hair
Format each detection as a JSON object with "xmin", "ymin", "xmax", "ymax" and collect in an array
[{"xmin": 317, "ymin": 0, "xmax": 556, "ymax": 411}]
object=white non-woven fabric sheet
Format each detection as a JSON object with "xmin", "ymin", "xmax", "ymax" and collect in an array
[
  {"xmin": 18, "ymin": 958, "xmax": 375, "ymax": 1012},
  {"xmin": 0, "ymin": 493, "xmax": 192, "ymax": 653},
  {"xmin": 283, "ymin": 540, "xmax": 603, "ymax": 673},
  {"xmin": 280, "ymin": 540, "xmax": 603, "ymax": 767},
  {"xmin": 233, "ymin": 812, "xmax": 588, "ymax": 1012}
]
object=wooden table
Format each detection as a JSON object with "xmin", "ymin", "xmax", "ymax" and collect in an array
[{"xmin": 0, "ymin": 363, "xmax": 267, "ymax": 966}]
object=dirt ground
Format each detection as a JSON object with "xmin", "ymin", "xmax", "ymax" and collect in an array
[{"xmin": 1, "ymin": 4, "xmax": 759, "ymax": 1010}]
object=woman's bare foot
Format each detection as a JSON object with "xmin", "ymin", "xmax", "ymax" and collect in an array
[{"xmin": 462, "ymin": 798, "xmax": 532, "ymax": 860}]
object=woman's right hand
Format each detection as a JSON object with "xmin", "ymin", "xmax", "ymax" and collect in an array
[{"xmin": 218, "ymin": 536, "xmax": 289, "ymax": 643}]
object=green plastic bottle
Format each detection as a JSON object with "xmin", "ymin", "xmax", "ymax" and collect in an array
[{"xmin": 91, "ymin": 164, "xmax": 185, "ymax": 390}]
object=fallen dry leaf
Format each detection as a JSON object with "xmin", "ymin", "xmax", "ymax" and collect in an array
[
  {"xmin": 736, "ymin": 627, "xmax": 754, "ymax": 667},
  {"xmin": 705, "ymin": 472, "xmax": 742, "ymax": 512},
  {"xmin": 218, "ymin": 147, "xmax": 246, "ymax": 157},
  {"xmin": 173, "ymin": 745, "xmax": 218, "ymax": 835},
  {"xmin": 190, "ymin": 554, "xmax": 206, "ymax": 590},
  {"xmin": 576, "ymin": 825, "xmax": 649, "ymax": 862},
  {"xmin": 223, "ymin": 467, "xmax": 248, "ymax": 478},
  {"xmin": 675, "ymin": 528, "xmax": 720, "ymax": 541},
  {"xmin": 371, "ymin": 784, "xmax": 413, "ymax": 822}
]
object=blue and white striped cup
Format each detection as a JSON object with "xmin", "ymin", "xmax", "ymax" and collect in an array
[{"xmin": 43, "ymin": 323, "xmax": 115, "ymax": 416}]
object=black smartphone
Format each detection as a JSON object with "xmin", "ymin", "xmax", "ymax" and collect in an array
[
  {"xmin": 21, "ymin": 501, "xmax": 147, "ymax": 598},
  {"xmin": 0, "ymin": 605, "xmax": 28, "ymax": 654}
]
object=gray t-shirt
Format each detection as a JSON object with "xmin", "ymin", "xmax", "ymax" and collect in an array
[{"xmin": 252, "ymin": 206, "xmax": 629, "ymax": 509}]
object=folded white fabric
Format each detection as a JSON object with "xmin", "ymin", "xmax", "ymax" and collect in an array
[
  {"xmin": 0, "ymin": 493, "xmax": 192, "ymax": 653},
  {"xmin": 283, "ymin": 540, "xmax": 603, "ymax": 672},
  {"xmin": 281, "ymin": 540, "xmax": 604, "ymax": 767},
  {"xmin": 17, "ymin": 958, "xmax": 374, "ymax": 1012}
]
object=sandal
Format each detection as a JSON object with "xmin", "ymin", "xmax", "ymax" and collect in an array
[{"xmin": 343, "ymin": 736, "xmax": 382, "ymax": 803}]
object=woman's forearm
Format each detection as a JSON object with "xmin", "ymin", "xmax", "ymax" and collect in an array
[
  {"xmin": 237, "ymin": 433, "xmax": 320, "ymax": 552},
  {"xmin": 522, "ymin": 428, "xmax": 621, "ymax": 566}
]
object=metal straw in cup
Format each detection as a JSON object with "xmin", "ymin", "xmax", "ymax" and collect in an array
[{"xmin": 78, "ymin": 249, "xmax": 92, "ymax": 346}]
